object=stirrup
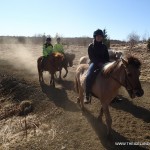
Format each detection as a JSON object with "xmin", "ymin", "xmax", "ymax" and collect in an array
[{"xmin": 84, "ymin": 96, "xmax": 91, "ymax": 104}]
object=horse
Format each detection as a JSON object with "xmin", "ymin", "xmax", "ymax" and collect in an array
[
  {"xmin": 56, "ymin": 53, "xmax": 75, "ymax": 79},
  {"xmin": 108, "ymin": 50, "xmax": 123, "ymax": 61},
  {"xmin": 75, "ymin": 55, "xmax": 144, "ymax": 138},
  {"xmin": 79, "ymin": 50, "xmax": 123, "ymax": 64},
  {"xmin": 37, "ymin": 52, "xmax": 64, "ymax": 87},
  {"xmin": 79, "ymin": 56, "xmax": 89, "ymax": 64}
]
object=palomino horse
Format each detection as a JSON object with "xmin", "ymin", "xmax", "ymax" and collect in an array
[
  {"xmin": 37, "ymin": 52, "xmax": 64, "ymax": 87},
  {"xmin": 79, "ymin": 56, "xmax": 89, "ymax": 64},
  {"xmin": 57, "ymin": 53, "xmax": 75, "ymax": 79},
  {"xmin": 109, "ymin": 50, "xmax": 123, "ymax": 61},
  {"xmin": 75, "ymin": 56, "xmax": 144, "ymax": 138}
]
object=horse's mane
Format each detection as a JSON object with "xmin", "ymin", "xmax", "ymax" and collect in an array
[
  {"xmin": 52, "ymin": 52, "xmax": 64, "ymax": 58},
  {"xmin": 102, "ymin": 56, "xmax": 141, "ymax": 76},
  {"xmin": 102, "ymin": 61, "xmax": 120, "ymax": 76},
  {"xmin": 127, "ymin": 55, "xmax": 141, "ymax": 69}
]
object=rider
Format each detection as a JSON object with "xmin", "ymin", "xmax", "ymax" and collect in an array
[
  {"xmin": 42, "ymin": 37, "xmax": 53, "ymax": 67},
  {"xmin": 53, "ymin": 37, "xmax": 66, "ymax": 68},
  {"xmin": 53, "ymin": 37, "xmax": 64, "ymax": 54},
  {"xmin": 84, "ymin": 29, "xmax": 110, "ymax": 104}
]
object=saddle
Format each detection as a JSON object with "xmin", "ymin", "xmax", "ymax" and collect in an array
[
  {"xmin": 89, "ymin": 68, "xmax": 102, "ymax": 98},
  {"xmin": 41, "ymin": 55, "xmax": 53, "ymax": 70},
  {"xmin": 41, "ymin": 53, "xmax": 57, "ymax": 68},
  {"xmin": 41, "ymin": 56, "xmax": 47, "ymax": 69}
]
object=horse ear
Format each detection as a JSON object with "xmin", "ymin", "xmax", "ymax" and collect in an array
[{"xmin": 121, "ymin": 58, "xmax": 128, "ymax": 67}]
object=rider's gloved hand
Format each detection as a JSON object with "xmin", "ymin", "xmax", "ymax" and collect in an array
[{"xmin": 98, "ymin": 62, "xmax": 103, "ymax": 68}]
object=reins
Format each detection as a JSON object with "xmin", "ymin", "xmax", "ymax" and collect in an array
[{"xmin": 109, "ymin": 59, "xmax": 134, "ymax": 91}]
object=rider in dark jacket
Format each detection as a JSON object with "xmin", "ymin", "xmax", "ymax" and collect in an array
[{"xmin": 84, "ymin": 29, "xmax": 109, "ymax": 104}]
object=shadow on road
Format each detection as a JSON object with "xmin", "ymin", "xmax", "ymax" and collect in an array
[
  {"xmin": 83, "ymin": 108, "xmax": 148, "ymax": 150},
  {"xmin": 40, "ymin": 82, "xmax": 79, "ymax": 112},
  {"xmin": 111, "ymin": 96, "xmax": 150, "ymax": 123}
]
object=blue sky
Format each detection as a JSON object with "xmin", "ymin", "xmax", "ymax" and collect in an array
[{"xmin": 0, "ymin": 0, "xmax": 149, "ymax": 40}]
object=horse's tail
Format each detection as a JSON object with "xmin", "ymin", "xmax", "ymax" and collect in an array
[{"xmin": 37, "ymin": 56, "xmax": 43, "ymax": 75}]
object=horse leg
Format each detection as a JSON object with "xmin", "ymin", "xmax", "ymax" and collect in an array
[
  {"xmin": 54, "ymin": 73, "xmax": 57, "ymax": 78},
  {"xmin": 59, "ymin": 70, "xmax": 62, "ymax": 80},
  {"xmin": 38, "ymin": 70, "xmax": 43, "ymax": 83},
  {"xmin": 63, "ymin": 67, "xmax": 68, "ymax": 78},
  {"xmin": 41, "ymin": 71, "xmax": 44, "ymax": 82},
  {"xmin": 79, "ymin": 89, "xmax": 84, "ymax": 110},
  {"xmin": 76, "ymin": 97, "xmax": 80, "ymax": 103},
  {"xmin": 37, "ymin": 62, "xmax": 43, "ymax": 83},
  {"xmin": 98, "ymin": 107, "xmax": 103, "ymax": 121},
  {"xmin": 53, "ymin": 77, "xmax": 55, "ymax": 87},
  {"xmin": 50, "ymin": 75, "xmax": 52, "ymax": 85},
  {"xmin": 103, "ymin": 105, "xmax": 112, "ymax": 139},
  {"xmin": 51, "ymin": 74, "xmax": 55, "ymax": 87},
  {"xmin": 38, "ymin": 71, "xmax": 41, "ymax": 82}
]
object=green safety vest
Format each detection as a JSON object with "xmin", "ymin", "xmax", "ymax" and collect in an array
[
  {"xmin": 53, "ymin": 43, "xmax": 64, "ymax": 53},
  {"xmin": 43, "ymin": 44, "xmax": 53, "ymax": 57}
]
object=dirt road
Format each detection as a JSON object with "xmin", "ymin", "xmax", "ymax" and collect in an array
[{"xmin": 0, "ymin": 44, "xmax": 149, "ymax": 150}]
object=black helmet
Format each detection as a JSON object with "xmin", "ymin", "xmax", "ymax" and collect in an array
[
  {"xmin": 93, "ymin": 29, "xmax": 104, "ymax": 38},
  {"xmin": 46, "ymin": 37, "xmax": 51, "ymax": 42}
]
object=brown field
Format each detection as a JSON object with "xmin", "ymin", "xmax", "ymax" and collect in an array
[{"xmin": 0, "ymin": 43, "xmax": 150, "ymax": 150}]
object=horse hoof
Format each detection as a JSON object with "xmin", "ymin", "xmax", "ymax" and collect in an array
[{"xmin": 76, "ymin": 97, "xmax": 80, "ymax": 103}]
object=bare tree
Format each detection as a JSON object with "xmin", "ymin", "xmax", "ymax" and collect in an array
[
  {"xmin": 147, "ymin": 38, "xmax": 150, "ymax": 51},
  {"xmin": 127, "ymin": 32, "xmax": 140, "ymax": 50}
]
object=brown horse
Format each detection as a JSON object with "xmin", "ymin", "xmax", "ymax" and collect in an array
[
  {"xmin": 57, "ymin": 53, "xmax": 75, "ymax": 79},
  {"xmin": 37, "ymin": 52, "xmax": 64, "ymax": 87},
  {"xmin": 75, "ymin": 55, "xmax": 144, "ymax": 138}
]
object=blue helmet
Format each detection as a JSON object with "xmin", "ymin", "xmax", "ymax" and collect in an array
[{"xmin": 93, "ymin": 29, "xmax": 104, "ymax": 38}]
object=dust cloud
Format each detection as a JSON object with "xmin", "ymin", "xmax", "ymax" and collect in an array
[{"xmin": 0, "ymin": 41, "xmax": 42, "ymax": 76}]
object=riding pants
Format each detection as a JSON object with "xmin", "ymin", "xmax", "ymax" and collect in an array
[{"xmin": 85, "ymin": 63, "xmax": 99, "ymax": 97}]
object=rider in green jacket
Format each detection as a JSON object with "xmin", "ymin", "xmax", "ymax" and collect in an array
[
  {"xmin": 42, "ymin": 37, "xmax": 53, "ymax": 68},
  {"xmin": 43, "ymin": 37, "xmax": 53, "ymax": 57},
  {"xmin": 53, "ymin": 37, "xmax": 64, "ymax": 54}
]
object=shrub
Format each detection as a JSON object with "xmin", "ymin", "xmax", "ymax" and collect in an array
[
  {"xmin": 147, "ymin": 38, "xmax": 150, "ymax": 51},
  {"xmin": 103, "ymin": 29, "xmax": 110, "ymax": 49}
]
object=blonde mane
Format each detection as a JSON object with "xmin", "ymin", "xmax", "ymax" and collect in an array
[
  {"xmin": 102, "ymin": 61, "xmax": 120, "ymax": 76},
  {"xmin": 52, "ymin": 52, "xmax": 64, "ymax": 58}
]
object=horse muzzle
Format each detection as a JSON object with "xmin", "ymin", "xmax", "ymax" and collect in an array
[
  {"xmin": 127, "ymin": 88, "xmax": 144, "ymax": 99},
  {"xmin": 134, "ymin": 89, "xmax": 144, "ymax": 97}
]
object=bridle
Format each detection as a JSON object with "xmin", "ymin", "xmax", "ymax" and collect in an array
[{"xmin": 110, "ymin": 59, "xmax": 135, "ymax": 91}]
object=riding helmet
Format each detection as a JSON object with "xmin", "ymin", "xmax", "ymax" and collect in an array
[
  {"xmin": 46, "ymin": 37, "xmax": 51, "ymax": 42},
  {"xmin": 93, "ymin": 29, "xmax": 104, "ymax": 38}
]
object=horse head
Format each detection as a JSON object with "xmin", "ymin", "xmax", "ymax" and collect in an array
[
  {"xmin": 121, "ymin": 56, "xmax": 144, "ymax": 98},
  {"xmin": 65, "ymin": 53, "xmax": 75, "ymax": 67},
  {"xmin": 52, "ymin": 52, "xmax": 64, "ymax": 70},
  {"xmin": 115, "ymin": 51, "xmax": 123, "ymax": 59}
]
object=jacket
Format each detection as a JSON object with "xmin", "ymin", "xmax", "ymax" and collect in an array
[
  {"xmin": 53, "ymin": 43, "xmax": 64, "ymax": 53},
  {"xmin": 43, "ymin": 43, "xmax": 53, "ymax": 57},
  {"xmin": 88, "ymin": 40, "xmax": 109, "ymax": 65}
]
